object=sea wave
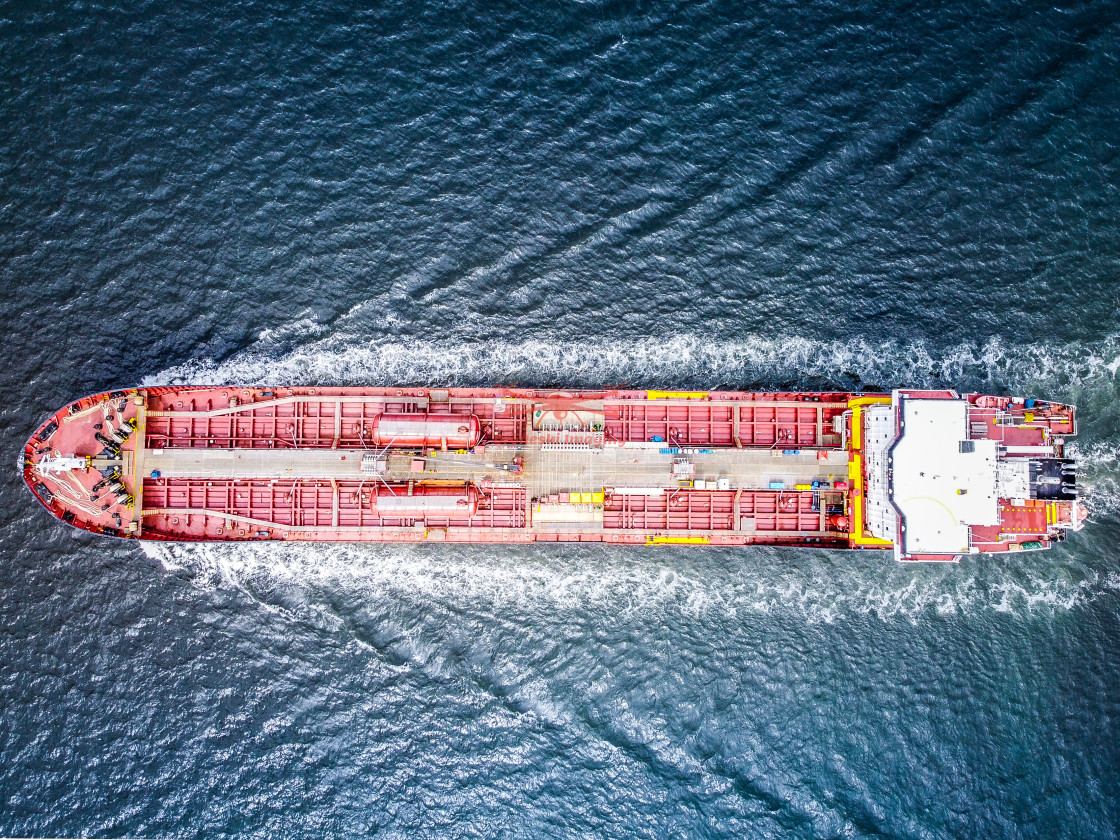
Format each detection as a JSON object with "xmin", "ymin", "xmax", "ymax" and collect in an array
[
  {"xmin": 140, "ymin": 540, "xmax": 1112, "ymax": 625},
  {"xmin": 145, "ymin": 331, "xmax": 1120, "ymax": 400},
  {"xmin": 1069, "ymin": 440, "xmax": 1120, "ymax": 516}
]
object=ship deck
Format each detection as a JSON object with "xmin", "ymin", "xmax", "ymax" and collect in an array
[
  {"xmin": 140, "ymin": 444, "xmax": 849, "ymax": 494},
  {"xmin": 21, "ymin": 385, "xmax": 1081, "ymax": 556}
]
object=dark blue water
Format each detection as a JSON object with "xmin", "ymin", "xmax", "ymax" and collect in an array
[{"xmin": 3, "ymin": 0, "xmax": 1120, "ymax": 836}]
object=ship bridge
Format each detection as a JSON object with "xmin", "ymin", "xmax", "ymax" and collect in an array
[{"xmin": 860, "ymin": 391, "xmax": 1083, "ymax": 561}]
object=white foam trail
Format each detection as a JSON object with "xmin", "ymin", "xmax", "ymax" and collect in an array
[
  {"xmin": 1068, "ymin": 441, "xmax": 1120, "ymax": 517},
  {"xmin": 1071, "ymin": 441, "xmax": 1120, "ymax": 471},
  {"xmin": 143, "ymin": 331, "xmax": 1120, "ymax": 398},
  {"xmin": 141, "ymin": 540, "xmax": 1111, "ymax": 625}
]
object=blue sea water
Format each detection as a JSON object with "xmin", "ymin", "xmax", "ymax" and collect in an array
[{"xmin": 2, "ymin": 0, "xmax": 1120, "ymax": 836}]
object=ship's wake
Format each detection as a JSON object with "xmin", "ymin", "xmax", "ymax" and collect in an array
[
  {"xmin": 145, "ymin": 330, "xmax": 1120, "ymax": 399},
  {"xmin": 1069, "ymin": 441, "xmax": 1120, "ymax": 516},
  {"xmin": 140, "ymin": 539, "xmax": 1117, "ymax": 626}
]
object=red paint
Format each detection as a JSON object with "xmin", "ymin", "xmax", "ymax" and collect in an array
[{"xmin": 21, "ymin": 386, "xmax": 1081, "ymax": 559}]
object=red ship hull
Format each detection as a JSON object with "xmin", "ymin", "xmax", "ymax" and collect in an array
[{"xmin": 22, "ymin": 386, "xmax": 1084, "ymax": 560}]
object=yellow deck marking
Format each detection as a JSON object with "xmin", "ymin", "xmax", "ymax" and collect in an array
[
  {"xmin": 847, "ymin": 395, "xmax": 892, "ymax": 450},
  {"xmin": 845, "ymin": 395, "xmax": 894, "ymax": 548},
  {"xmin": 646, "ymin": 390, "xmax": 709, "ymax": 399}
]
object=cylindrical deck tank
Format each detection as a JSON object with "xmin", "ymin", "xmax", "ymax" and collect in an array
[
  {"xmin": 369, "ymin": 413, "xmax": 481, "ymax": 448},
  {"xmin": 371, "ymin": 484, "xmax": 480, "ymax": 519}
]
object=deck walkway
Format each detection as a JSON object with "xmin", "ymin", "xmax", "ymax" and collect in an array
[{"xmin": 141, "ymin": 444, "xmax": 848, "ymax": 495}]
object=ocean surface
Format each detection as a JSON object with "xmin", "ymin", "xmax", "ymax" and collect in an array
[{"xmin": 2, "ymin": 0, "xmax": 1119, "ymax": 837}]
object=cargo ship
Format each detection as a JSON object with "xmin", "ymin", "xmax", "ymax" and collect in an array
[{"xmin": 22, "ymin": 386, "xmax": 1085, "ymax": 561}]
